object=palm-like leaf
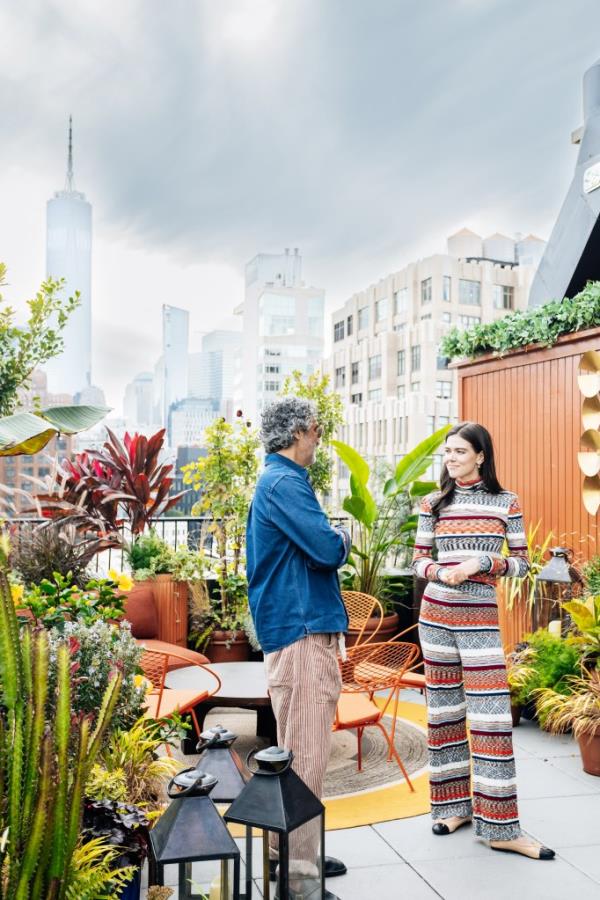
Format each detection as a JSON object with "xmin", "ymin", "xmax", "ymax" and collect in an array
[{"xmin": 0, "ymin": 406, "xmax": 109, "ymax": 457}]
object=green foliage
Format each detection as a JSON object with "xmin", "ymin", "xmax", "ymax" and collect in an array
[
  {"xmin": 18, "ymin": 571, "xmax": 127, "ymax": 629},
  {"xmin": 8, "ymin": 523, "xmax": 95, "ymax": 589},
  {"xmin": 507, "ymin": 630, "xmax": 581, "ymax": 714},
  {"xmin": 88, "ymin": 716, "xmax": 181, "ymax": 816},
  {"xmin": 66, "ymin": 838, "xmax": 136, "ymax": 900},
  {"xmin": 502, "ymin": 521, "xmax": 554, "ymax": 610},
  {"xmin": 280, "ymin": 370, "xmax": 345, "ymax": 498},
  {"xmin": 183, "ymin": 418, "xmax": 260, "ymax": 626},
  {"xmin": 563, "ymin": 595, "xmax": 600, "ymax": 668},
  {"xmin": 0, "ymin": 531, "xmax": 123, "ymax": 899},
  {"xmin": 0, "ymin": 263, "xmax": 80, "ymax": 417},
  {"xmin": 439, "ymin": 281, "xmax": 600, "ymax": 361},
  {"xmin": 126, "ymin": 530, "xmax": 175, "ymax": 580},
  {"xmin": 46, "ymin": 620, "xmax": 145, "ymax": 732},
  {"xmin": 332, "ymin": 425, "xmax": 450, "ymax": 597},
  {"xmin": 583, "ymin": 555, "xmax": 600, "ymax": 596}
]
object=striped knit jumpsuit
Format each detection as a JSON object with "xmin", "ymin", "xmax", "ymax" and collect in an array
[{"xmin": 412, "ymin": 479, "xmax": 529, "ymax": 841}]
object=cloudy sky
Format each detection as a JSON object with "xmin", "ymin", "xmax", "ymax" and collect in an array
[{"xmin": 1, "ymin": 0, "xmax": 600, "ymax": 411}]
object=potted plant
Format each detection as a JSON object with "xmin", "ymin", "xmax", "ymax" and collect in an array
[
  {"xmin": 505, "ymin": 629, "xmax": 581, "ymax": 727},
  {"xmin": 82, "ymin": 799, "xmax": 150, "ymax": 900},
  {"xmin": 183, "ymin": 416, "xmax": 260, "ymax": 662},
  {"xmin": 331, "ymin": 426, "xmax": 450, "ymax": 640},
  {"xmin": 536, "ymin": 670, "xmax": 600, "ymax": 775}
]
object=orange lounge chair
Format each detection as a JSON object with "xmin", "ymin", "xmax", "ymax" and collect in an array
[
  {"xmin": 140, "ymin": 648, "xmax": 221, "ymax": 740},
  {"xmin": 334, "ymin": 640, "xmax": 419, "ymax": 788},
  {"xmin": 341, "ymin": 590, "xmax": 385, "ymax": 646}
]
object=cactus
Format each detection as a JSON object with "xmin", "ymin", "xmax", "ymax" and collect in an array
[{"xmin": 0, "ymin": 533, "xmax": 123, "ymax": 898}]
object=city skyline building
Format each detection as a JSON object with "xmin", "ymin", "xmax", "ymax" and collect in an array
[
  {"xmin": 322, "ymin": 228, "xmax": 545, "ymax": 511},
  {"xmin": 161, "ymin": 304, "xmax": 189, "ymax": 428},
  {"xmin": 235, "ymin": 248, "xmax": 325, "ymax": 425},
  {"xmin": 188, "ymin": 328, "xmax": 242, "ymax": 421},
  {"xmin": 44, "ymin": 117, "xmax": 93, "ymax": 397},
  {"xmin": 123, "ymin": 371, "xmax": 155, "ymax": 430}
]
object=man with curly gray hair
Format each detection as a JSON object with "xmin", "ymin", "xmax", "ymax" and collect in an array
[{"xmin": 247, "ymin": 396, "xmax": 351, "ymax": 900}]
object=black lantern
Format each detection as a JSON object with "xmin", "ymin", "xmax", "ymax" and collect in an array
[
  {"xmin": 535, "ymin": 547, "xmax": 575, "ymax": 632},
  {"xmin": 196, "ymin": 725, "xmax": 248, "ymax": 804},
  {"xmin": 224, "ymin": 747, "xmax": 325, "ymax": 900},
  {"xmin": 148, "ymin": 765, "xmax": 241, "ymax": 900}
]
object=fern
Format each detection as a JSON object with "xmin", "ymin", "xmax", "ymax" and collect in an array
[{"xmin": 66, "ymin": 837, "xmax": 136, "ymax": 900}]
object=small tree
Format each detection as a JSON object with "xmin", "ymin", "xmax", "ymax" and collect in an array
[
  {"xmin": 280, "ymin": 370, "xmax": 344, "ymax": 498},
  {"xmin": 0, "ymin": 263, "xmax": 80, "ymax": 416},
  {"xmin": 182, "ymin": 417, "xmax": 260, "ymax": 622}
]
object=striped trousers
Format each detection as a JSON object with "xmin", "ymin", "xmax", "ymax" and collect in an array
[
  {"xmin": 264, "ymin": 633, "xmax": 341, "ymax": 877},
  {"xmin": 418, "ymin": 586, "xmax": 521, "ymax": 841}
]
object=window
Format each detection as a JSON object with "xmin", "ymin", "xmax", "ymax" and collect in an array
[
  {"xmin": 437, "ymin": 355, "xmax": 449, "ymax": 369},
  {"xmin": 368, "ymin": 354, "xmax": 382, "ymax": 380},
  {"xmin": 394, "ymin": 288, "xmax": 408, "ymax": 315},
  {"xmin": 264, "ymin": 348, "xmax": 282, "ymax": 357},
  {"xmin": 308, "ymin": 296, "xmax": 323, "ymax": 337},
  {"xmin": 458, "ymin": 314, "xmax": 481, "ymax": 329},
  {"xmin": 265, "ymin": 364, "xmax": 280, "ymax": 374},
  {"xmin": 411, "ymin": 381, "xmax": 421, "ymax": 392},
  {"xmin": 459, "ymin": 279, "xmax": 481, "ymax": 305},
  {"xmin": 410, "ymin": 344, "xmax": 421, "ymax": 372},
  {"xmin": 375, "ymin": 297, "xmax": 388, "ymax": 323},
  {"xmin": 439, "ymin": 416, "xmax": 450, "ymax": 427},
  {"xmin": 351, "ymin": 392, "xmax": 363, "ymax": 405},
  {"xmin": 259, "ymin": 292, "xmax": 296, "ymax": 335},
  {"xmin": 421, "ymin": 313, "xmax": 432, "ymax": 321},
  {"xmin": 436, "ymin": 380, "xmax": 452, "ymax": 399},
  {"xmin": 397, "ymin": 350, "xmax": 405, "ymax": 375},
  {"xmin": 397, "ymin": 384, "xmax": 405, "ymax": 399},
  {"xmin": 427, "ymin": 415, "xmax": 436, "ymax": 435},
  {"xmin": 351, "ymin": 361, "xmax": 360, "ymax": 384},
  {"xmin": 335, "ymin": 366, "xmax": 346, "ymax": 389},
  {"xmin": 358, "ymin": 306, "xmax": 369, "ymax": 330},
  {"xmin": 432, "ymin": 454, "xmax": 443, "ymax": 479},
  {"xmin": 333, "ymin": 320, "xmax": 345, "ymax": 342},
  {"xmin": 421, "ymin": 277, "xmax": 432, "ymax": 304},
  {"xmin": 493, "ymin": 285, "xmax": 514, "ymax": 310},
  {"xmin": 442, "ymin": 312, "xmax": 452, "ymax": 324},
  {"xmin": 368, "ymin": 388, "xmax": 382, "ymax": 402},
  {"xmin": 264, "ymin": 380, "xmax": 280, "ymax": 392},
  {"xmin": 397, "ymin": 417, "xmax": 404, "ymax": 443},
  {"xmin": 347, "ymin": 314, "xmax": 353, "ymax": 336},
  {"xmin": 443, "ymin": 275, "xmax": 451, "ymax": 302}
]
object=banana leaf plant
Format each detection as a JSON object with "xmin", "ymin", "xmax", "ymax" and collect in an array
[
  {"xmin": 0, "ymin": 531, "xmax": 124, "ymax": 899},
  {"xmin": 331, "ymin": 425, "xmax": 451, "ymax": 597},
  {"xmin": 0, "ymin": 405, "xmax": 110, "ymax": 457},
  {"xmin": 30, "ymin": 428, "xmax": 186, "ymax": 540}
]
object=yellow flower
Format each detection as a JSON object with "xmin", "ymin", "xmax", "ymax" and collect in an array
[
  {"xmin": 108, "ymin": 570, "xmax": 133, "ymax": 592},
  {"xmin": 134, "ymin": 674, "xmax": 153, "ymax": 695},
  {"xmin": 10, "ymin": 584, "xmax": 24, "ymax": 607}
]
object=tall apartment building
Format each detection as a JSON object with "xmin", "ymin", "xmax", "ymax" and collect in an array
[
  {"xmin": 188, "ymin": 328, "xmax": 242, "ymax": 422},
  {"xmin": 323, "ymin": 229, "xmax": 545, "ymax": 511},
  {"xmin": 235, "ymin": 249, "xmax": 324, "ymax": 425},
  {"xmin": 123, "ymin": 372, "xmax": 155, "ymax": 429}
]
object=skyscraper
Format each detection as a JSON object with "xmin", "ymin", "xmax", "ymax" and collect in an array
[
  {"xmin": 162, "ymin": 304, "xmax": 189, "ymax": 426},
  {"xmin": 235, "ymin": 248, "xmax": 325, "ymax": 425},
  {"xmin": 44, "ymin": 117, "xmax": 92, "ymax": 396}
]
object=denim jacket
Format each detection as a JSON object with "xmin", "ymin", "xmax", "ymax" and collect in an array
[{"xmin": 246, "ymin": 453, "xmax": 350, "ymax": 653}]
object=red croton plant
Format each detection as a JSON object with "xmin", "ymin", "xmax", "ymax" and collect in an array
[{"xmin": 33, "ymin": 428, "xmax": 186, "ymax": 541}]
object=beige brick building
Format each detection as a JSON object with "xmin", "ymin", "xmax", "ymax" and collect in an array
[{"xmin": 323, "ymin": 229, "xmax": 545, "ymax": 511}]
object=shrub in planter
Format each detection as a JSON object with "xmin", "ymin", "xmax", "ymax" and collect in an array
[
  {"xmin": 536, "ymin": 670, "xmax": 600, "ymax": 775},
  {"xmin": 16, "ymin": 570, "xmax": 131, "ymax": 629},
  {"xmin": 81, "ymin": 799, "xmax": 150, "ymax": 898},
  {"xmin": 506, "ymin": 630, "xmax": 581, "ymax": 728}
]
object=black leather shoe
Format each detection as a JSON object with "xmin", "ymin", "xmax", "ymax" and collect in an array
[
  {"xmin": 269, "ymin": 856, "xmax": 347, "ymax": 881},
  {"xmin": 274, "ymin": 887, "xmax": 340, "ymax": 900}
]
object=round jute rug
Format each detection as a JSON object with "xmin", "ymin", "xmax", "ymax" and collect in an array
[{"xmin": 182, "ymin": 700, "xmax": 430, "ymax": 829}]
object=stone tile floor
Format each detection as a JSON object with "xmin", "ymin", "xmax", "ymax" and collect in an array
[{"xmin": 141, "ymin": 690, "xmax": 600, "ymax": 899}]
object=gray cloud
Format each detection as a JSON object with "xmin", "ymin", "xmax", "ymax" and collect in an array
[{"xmin": 2, "ymin": 0, "xmax": 600, "ymax": 308}]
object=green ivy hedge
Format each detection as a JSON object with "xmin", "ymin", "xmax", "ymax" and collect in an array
[{"xmin": 439, "ymin": 280, "xmax": 600, "ymax": 361}]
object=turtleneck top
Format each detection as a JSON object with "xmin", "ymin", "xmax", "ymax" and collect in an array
[{"xmin": 412, "ymin": 479, "xmax": 530, "ymax": 588}]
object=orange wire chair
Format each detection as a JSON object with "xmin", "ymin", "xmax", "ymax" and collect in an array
[
  {"xmin": 341, "ymin": 590, "xmax": 385, "ymax": 646},
  {"xmin": 334, "ymin": 640, "xmax": 420, "ymax": 788},
  {"xmin": 140, "ymin": 648, "xmax": 221, "ymax": 741}
]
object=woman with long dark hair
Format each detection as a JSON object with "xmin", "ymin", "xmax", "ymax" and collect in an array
[{"xmin": 412, "ymin": 422, "xmax": 555, "ymax": 860}]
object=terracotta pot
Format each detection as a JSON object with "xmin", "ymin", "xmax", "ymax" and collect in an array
[
  {"xmin": 577, "ymin": 730, "xmax": 600, "ymax": 776},
  {"xmin": 346, "ymin": 611, "xmax": 401, "ymax": 647},
  {"xmin": 511, "ymin": 703, "xmax": 522, "ymax": 728},
  {"xmin": 205, "ymin": 629, "xmax": 250, "ymax": 663}
]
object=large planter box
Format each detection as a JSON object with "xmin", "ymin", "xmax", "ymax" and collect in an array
[{"xmin": 134, "ymin": 575, "xmax": 188, "ymax": 647}]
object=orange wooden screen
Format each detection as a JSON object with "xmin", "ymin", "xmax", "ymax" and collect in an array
[{"xmin": 454, "ymin": 326, "xmax": 600, "ymax": 648}]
